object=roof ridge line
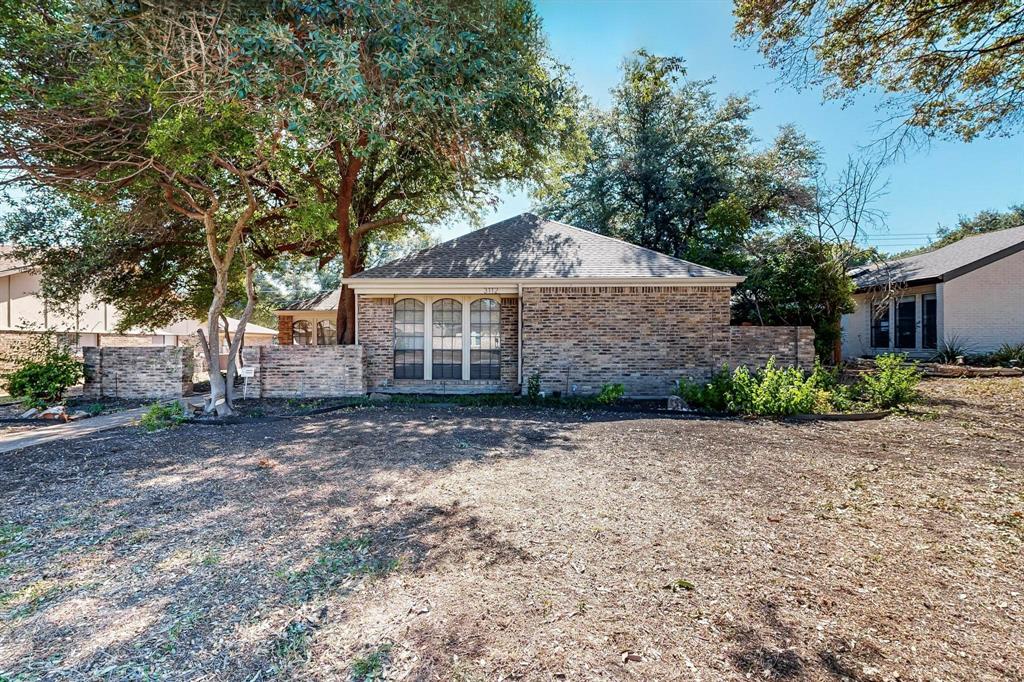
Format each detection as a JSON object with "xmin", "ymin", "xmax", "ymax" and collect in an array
[{"xmin": 539, "ymin": 215, "xmax": 733, "ymax": 276}]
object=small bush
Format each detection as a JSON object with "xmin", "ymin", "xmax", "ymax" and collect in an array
[
  {"xmin": 526, "ymin": 373, "xmax": 541, "ymax": 401},
  {"xmin": 990, "ymin": 342, "xmax": 1024, "ymax": 366},
  {"xmin": 726, "ymin": 359, "xmax": 824, "ymax": 416},
  {"xmin": 932, "ymin": 335, "xmax": 970, "ymax": 364},
  {"xmin": 139, "ymin": 401, "xmax": 187, "ymax": 432},
  {"xmin": 860, "ymin": 353, "xmax": 921, "ymax": 409},
  {"xmin": 595, "ymin": 382, "xmax": 625, "ymax": 405},
  {"xmin": 677, "ymin": 358, "xmax": 841, "ymax": 416},
  {"xmin": 677, "ymin": 366, "xmax": 732, "ymax": 412},
  {"xmin": 3, "ymin": 346, "xmax": 82, "ymax": 407}
]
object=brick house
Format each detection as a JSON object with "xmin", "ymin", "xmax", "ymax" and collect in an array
[
  {"xmin": 842, "ymin": 224, "xmax": 1024, "ymax": 359},
  {"xmin": 275, "ymin": 213, "xmax": 814, "ymax": 396}
]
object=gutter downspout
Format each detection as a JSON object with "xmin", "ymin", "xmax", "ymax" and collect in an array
[{"xmin": 517, "ymin": 282, "xmax": 523, "ymax": 392}]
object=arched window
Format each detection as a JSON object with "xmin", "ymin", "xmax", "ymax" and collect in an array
[
  {"xmin": 292, "ymin": 320, "xmax": 312, "ymax": 345},
  {"xmin": 470, "ymin": 298, "xmax": 501, "ymax": 380},
  {"xmin": 317, "ymin": 320, "xmax": 337, "ymax": 346},
  {"xmin": 432, "ymin": 298, "xmax": 462, "ymax": 379},
  {"xmin": 394, "ymin": 299, "xmax": 424, "ymax": 379}
]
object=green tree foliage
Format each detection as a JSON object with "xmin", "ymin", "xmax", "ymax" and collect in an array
[
  {"xmin": 735, "ymin": 0, "xmax": 1024, "ymax": 142},
  {"xmin": 535, "ymin": 51, "xmax": 819, "ymax": 272},
  {"xmin": 931, "ymin": 203, "xmax": 1024, "ymax": 249},
  {"xmin": 0, "ymin": 1, "xmax": 580, "ymax": 413},
  {"xmin": 733, "ymin": 231, "xmax": 858, "ymax": 359},
  {"xmin": 228, "ymin": 0, "xmax": 584, "ymax": 341},
  {"xmin": 3, "ymin": 336, "xmax": 82, "ymax": 408},
  {"xmin": 1, "ymin": 191, "xmax": 225, "ymax": 332}
]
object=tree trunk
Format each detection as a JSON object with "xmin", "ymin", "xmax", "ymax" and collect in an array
[
  {"xmin": 224, "ymin": 264, "xmax": 257, "ymax": 407},
  {"xmin": 334, "ymin": 237, "xmax": 364, "ymax": 344}
]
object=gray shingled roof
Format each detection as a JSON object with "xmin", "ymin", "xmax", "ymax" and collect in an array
[
  {"xmin": 351, "ymin": 213, "xmax": 737, "ymax": 280},
  {"xmin": 282, "ymin": 288, "xmax": 339, "ymax": 312},
  {"xmin": 850, "ymin": 224, "xmax": 1024, "ymax": 290}
]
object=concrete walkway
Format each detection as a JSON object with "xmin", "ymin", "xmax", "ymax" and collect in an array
[
  {"xmin": 0, "ymin": 396, "xmax": 207, "ymax": 455},
  {"xmin": 0, "ymin": 407, "xmax": 148, "ymax": 454}
]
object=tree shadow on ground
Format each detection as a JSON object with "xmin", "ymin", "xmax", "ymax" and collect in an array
[{"xmin": 0, "ymin": 407, "xmax": 570, "ymax": 679}]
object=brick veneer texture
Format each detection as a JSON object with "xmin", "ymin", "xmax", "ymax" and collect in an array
[
  {"xmin": 83, "ymin": 346, "xmax": 194, "ymax": 399},
  {"xmin": 521, "ymin": 285, "xmax": 734, "ymax": 396},
  {"xmin": 357, "ymin": 296, "xmax": 394, "ymax": 390},
  {"xmin": 241, "ymin": 345, "xmax": 366, "ymax": 398},
  {"xmin": 276, "ymin": 314, "xmax": 293, "ymax": 346},
  {"xmin": 729, "ymin": 325, "xmax": 815, "ymax": 371}
]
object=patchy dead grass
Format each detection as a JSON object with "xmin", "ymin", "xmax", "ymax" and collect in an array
[{"xmin": 0, "ymin": 377, "xmax": 1022, "ymax": 680}]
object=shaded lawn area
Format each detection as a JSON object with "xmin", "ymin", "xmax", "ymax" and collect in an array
[{"xmin": 1, "ymin": 378, "xmax": 1022, "ymax": 681}]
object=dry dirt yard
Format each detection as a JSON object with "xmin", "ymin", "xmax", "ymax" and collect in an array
[{"xmin": 1, "ymin": 378, "xmax": 1022, "ymax": 681}]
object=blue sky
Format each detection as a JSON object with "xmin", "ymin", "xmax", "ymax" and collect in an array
[{"xmin": 439, "ymin": 0, "xmax": 1023, "ymax": 254}]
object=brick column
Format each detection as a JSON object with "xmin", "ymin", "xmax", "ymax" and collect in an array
[{"xmin": 277, "ymin": 315, "xmax": 293, "ymax": 346}]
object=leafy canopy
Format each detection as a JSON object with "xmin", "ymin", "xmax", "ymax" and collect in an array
[
  {"xmin": 535, "ymin": 50, "xmax": 819, "ymax": 273},
  {"xmin": 735, "ymin": 0, "xmax": 1024, "ymax": 142}
]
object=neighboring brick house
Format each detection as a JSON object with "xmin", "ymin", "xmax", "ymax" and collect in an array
[
  {"xmin": 842, "ymin": 225, "xmax": 1024, "ymax": 359},
  {"xmin": 276, "ymin": 213, "xmax": 814, "ymax": 396}
]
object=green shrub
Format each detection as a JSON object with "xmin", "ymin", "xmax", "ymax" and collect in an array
[
  {"xmin": 595, "ymin": 383, "xmax": 625, "ymax": 405},
  {"xmin": 3, "ymin": 347, "xmax": 82, "ymax": 407},
  {"xmin": 932, "ymin": 335, "xmax": 970, "ymax": 364},
  {"xmin": 677, "ymin": 358, "xmax": 839, "ymax": 416},
  {"xmin": 726, "ymin": 358, "xmax": 825, "ymax": 416},
  {"xmin": 990, "ymin": 342, "xmax": 1024, "ymax": 366},
  {"xmin": 526, "ymin": 373, "xmax": 541, "ymax": 401},
  {"xmin": 677, "ymin": 366, "xmax": 732, "ymax": 412},
  {"xmin": 139, "ymin": 401, "xmax": 187, "ymax": 432},
  {"xmin": 859, "ymin": 353, "xmax": 921, "ymax": 409}
]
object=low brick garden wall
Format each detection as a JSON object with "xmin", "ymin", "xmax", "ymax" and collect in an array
[
  {"xmin": 83, "ymin": 346, "xmax": 195, "ymax": 399},
  {"xmin": 729, "ymin": 325, "xmax": 816, "ymax": 371},
  {"xmin": 240, "ymin": 345, "xmax": 366, "ymax": 398}
]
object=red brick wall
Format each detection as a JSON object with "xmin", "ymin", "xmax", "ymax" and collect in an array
[
  {"xmin": 277, "ymin": 314, "xmax": 293, "ymax": 346},
  {"xmin": 521, "ymin": 285, "xmax": 733, "ymax": 396}
]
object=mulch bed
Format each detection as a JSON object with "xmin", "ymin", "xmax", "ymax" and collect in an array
[{"xmin": 1, "ymin": 377, "xmax": 1022, "ymax": 680}]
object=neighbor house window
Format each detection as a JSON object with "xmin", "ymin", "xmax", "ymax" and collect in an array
[
  {"xmin": 394, "ymin": 299, "xmax": 424, "ymax": 379},
  {"xmin": 895, "ymin": 297, "xmax": 916, "ymax": 349},
  {"xmin": 432, "ymin": 298, "xmax": 462, "ymax": 379},
  {"xmin": 870, "ymin": 302, "xmax": 890, "ymax": 349},
  {"xmin": 317, "ymin": 320, "xmax": 337, "ymax": 346},
  {"xmin": 470, "ymin": 298, "xmax": 501, "ymax": 380},
  {"xmin": 922, "ymin": 294, "xmax": 937, "ymax": 350},
  {"xmin": 292, "ymin": 320, "xmax": 312, "ymax": 345}
]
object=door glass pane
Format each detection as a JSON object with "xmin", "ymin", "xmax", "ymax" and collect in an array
[
  {"xmin": 871, "ymin": 302, "xmax": 890, "ymax": 349},
  {"xmin": 896, "ymin": 299, "xmax": 916, "ymax": 349},
  {"xmin": 470, "ymin": 298, "xmax": 501, "ymax": 380},
  {"xmin": 394, "ymin": 299, "xmax": 424, "ymax": 379},
  {"xmin": 922, "ymin": 295, "xmax": 937, "ymax": 350},
  {"xmin": 432, "ymin": 299, "xmax": 462, "ymax": 379}
]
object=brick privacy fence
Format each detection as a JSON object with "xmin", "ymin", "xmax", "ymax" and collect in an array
[
  {"xmin": 0, "ymin": 331, "xmax": 43, "ymax": 376},
  {"xmin": 729, "ymin": 325, "xmax": 816, "ymax": 371},
  {"xmin": 240, "ymin": 345, "xmax": 366, "ymax": 398},
  {"xmin": 83, "ymin": 346, "xmax": 195, "ymax": 399}
]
